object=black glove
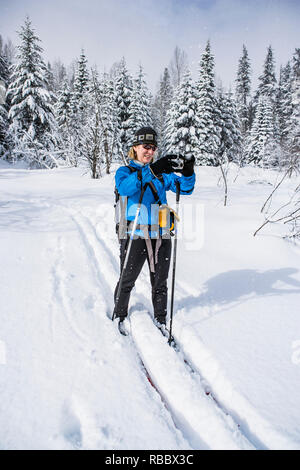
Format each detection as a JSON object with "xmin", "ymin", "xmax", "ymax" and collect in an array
[
  {"xmin": 150, "ymin": 155, "xmax": 181, "ymax": 175},
  {"xmin": 178, "ymin": 155, "xmax": 195, "ymax": 177}
]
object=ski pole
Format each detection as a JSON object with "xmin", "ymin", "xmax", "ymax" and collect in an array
[
  {"xmin": 168, "ymin": 180, "xmax": 181, "ymax": 345},
  {"xmin": 112, "ymin": 182, "xmax": 149, "ymax": 321}
]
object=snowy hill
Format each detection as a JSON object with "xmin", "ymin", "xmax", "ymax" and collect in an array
[{"xmin": 0, "ymin": 162, "xmax": 299, "ymax": 450}]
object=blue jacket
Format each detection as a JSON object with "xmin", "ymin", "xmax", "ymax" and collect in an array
[{"xmin": 115, "ymin": 159, "xmax": 195, "ymax": 237}]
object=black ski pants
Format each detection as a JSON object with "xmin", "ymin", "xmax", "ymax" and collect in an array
[{"xmin": 113, "ymin": 237, "xmax": 172, "ymax": 323}]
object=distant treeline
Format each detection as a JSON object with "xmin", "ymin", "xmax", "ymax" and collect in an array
[{"xmin": 0, "ymin": 17, "xmax": 299, "ymax": 176}]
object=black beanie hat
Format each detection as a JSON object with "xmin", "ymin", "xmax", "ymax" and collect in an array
[{"xmin": 132, "ymin": 127, "xmax": 158, "ymax": 147}]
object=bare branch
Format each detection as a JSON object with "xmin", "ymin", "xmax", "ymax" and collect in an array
[{"xmin": 260, "ymin": 170, "xmax": 289, "ymax": 214}]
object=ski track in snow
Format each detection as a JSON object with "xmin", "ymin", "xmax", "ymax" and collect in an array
[
  {"xmin": 163, "ymin": 271, "xmax": 300, "ymax": 449},
  {"xmin": 2, "ymin": 166, "xmax": 299, "ymax": 449},
  {"xmin": 155, "ymin": 274, "xmax": 299, "ymax": 449},
  {"xmin": 127, "ymin": 268, "xmax": 257, "ymax": 449},
  {"xmin": 50, "ymin": 235, "xmax": 90, "ymax": 344},
  {"xmin": 35, "ymin": 204, "xmax": 190, "ymax": 450},
  {"xmin": 162, "ymin": 275, "xmax": 300, "ymax": 448},
  {"xmin": 67, "ymin": 210, "xmax": 116, "ymax": 320},
  {"xmin": 81, "ymin": 209, "xmax": 300, "ymax": 450},
  {"xmin": 58, "ymin": 206, "xmax": 192, "ymax": 449},
  {"xmin": 130, "ymin": 312, "xmax": 254, "ymax": 450},
  {"xmin": 62, "ymin": 206, "xmax": 256, "ymax": 450}
]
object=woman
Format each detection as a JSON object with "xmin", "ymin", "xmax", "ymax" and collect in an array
[{"xmin": 113, "ymin": 127, "xmax": 195, "ymax": 335}]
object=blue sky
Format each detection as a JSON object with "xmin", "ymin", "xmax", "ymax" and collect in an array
[{"xmin": 1, "ymin": 0, "xmax": 299, "ymax": 92}]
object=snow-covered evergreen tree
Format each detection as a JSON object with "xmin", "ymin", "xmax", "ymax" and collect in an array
[
  {"xmin": 72, "ymin": 50, "xmax": 90, "ymax": 117},
  {"xmin": 0, "ymin": 96, "xmax": 9, "ymax": 158},
  {"xmin": 80, "ymin": 69, "xmax": 122, "ymax": 177},
  {"xmin": 54, "ymin": 78, "xmax": 76, "ymax": 166},
  {"xmin": 127, "ymin": 64, "xmax": 152, "ymax": 145},
  {"xmin": 0, "ymin": 35, "xmax": 15, "ymax": 67},
  {"xmin": 96, "ymin": 73, "xmax": 122, "ymax": 172},
  {"xmin": 246, "ymin": 95, "xmax": 280, "ymax": 166},
  {"xmin": 50, "ymin": 59, "xmax": 67, "ymax": 94},
  {"xmin": 292, "ymin": 48, "xmax": 300, "ymax": 78},
  {"xmin": 291, "ymin": 47, "xmax": 300, "ymax": 112},
  {"xmin": 7, "ymin": 17, "xmax": 57, "ymax": 167},
  {"xmin": 282, "ymin": 48, "xmax": 300, "ymax": 171},
  {"xmin": 195, "ymin": 40, "xmax": 220, "ymax": 165},
  {"xmin": 257, "ymin": 45, "xmax": 277, "ymax": 102},
  {"xmin": 164, "ymin": 69, "xmax": 200, "ymax": 157},
  {"xmin": 0, "ymin": 38, "xmax": 11, "ymax": 158},
  {"xmin": 217, "ymin": 89, "xmax": 242, "ymax": 164},
  {"xmin": 284, "ymin": 104, "xmax": 300, "ymax": 172},
  {"xmin": 248, "ymin": 45, "xmax": 279, "ymax": 162},
  {"xmin": 235, "ymin": 44, "xmax": 251, "ymax": 135},
  {"xmin": 79, "ymin": 68, "xmax": 102, "ymax": 178},
  {"xmin": 56, "ymin": 79, "xmax": 72, "ymax": 129},
  {"xmin": 153, "ymin": 67, "xmax": 173, "ymax": 154},
  {"xmin": 270, "ymin": 49, "xmax": 300, "ymax": 171},
  {"xmin": 114, "ymin": 57, "xmax": 133, "ymax": 159},
  {"xmin": 68, "ymin": 50, "xmax": 91, "ymax": 165},
  {"xmin": 164, "ymin": 86, "xmax": 180, "ymax": 155},
  {"xmin": 46, "ymin": 61, "xmax": 55, "ymax": 94},
  {"xmin": 276, "ymin": 62, "xmax": 293, "ymax": 146}
]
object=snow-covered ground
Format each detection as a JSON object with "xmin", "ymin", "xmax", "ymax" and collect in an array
[{"xmin": 0, "ymin": 160, "xmax": 299, "ymax": 450}]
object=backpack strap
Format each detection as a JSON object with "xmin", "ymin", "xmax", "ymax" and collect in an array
[
  {"xmin": 148, "ymin": 180, "xmax": 162, "ymax": 206},
  {"xmin": 115, "ymin": 165, "xmax": 164, "ymax": 240},
  {"xmin": 115, "ymin": 165, "xmax": 140, "ymax": 240}
]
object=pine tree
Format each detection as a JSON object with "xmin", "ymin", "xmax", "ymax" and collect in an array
[
  {"xmin": 80, "ymin": 70, "xmax": 122, "ymax": 177},
  {"xmin": 68, "ymin": 50, "xmax": 91, "ymax": 165},
  {"xmin": 51, "ymin": 59, "xmax": 67, "ymax": 94},
  {"xmin": 235, "ymin": 44, "xmax": 251, "ymax": 135},
  {"xmin": 46, "ymin": 61, "xmax": 55, "ymax": 94},
  {"xmin": 195, "ymin": 40, "xmax": 220, "ymax": 165},
  {"xmin": 56, "ymin": 79, "xmax": 72, "ymax": 128},
  {"xmin": 114, "ymin": 57, "xmax": 133, "ymax": 159},
  {"xmin": 283, "ymin": 48, "xmax": 300, "ymax": 171},
  {"xmin": 276, "ymin": 63, "xmax": 293, "ymax": 146},
  {"xmin": 292, "ymin": 48, "xmax": 300, "ymax": 78},
  {"xmin": 154, "ymin": 67, "xmax": 173, "ymax": 153},
  {"xmin": 165, "ymin": 69, "xmax": 200, "ymax": 157},
  {"xmin": 164, "ymin": 86, "xmax": 180, "ymax": 154},
  {"xmin": 0, "ymin": 95, "xmax": 8, "ymax": 158},
  {"xmin": 97, "ymin": 73, "xmax": 121, "ymax": 173},
  {"xmin": 246, "ymin": 96, "xmax": 279, "ymax": 166},
  {"xmin": 257, "ymin": 45, "xmax": 277, "ymax": 101},
  {"xmin": 7, "ymin": 17, "xmax": 57, "ymax": 167},
  {"xmin": 217, "ymin": 89, "xmax": 242, "ymax": 163},
  {"xmin": 251, "ymin": 45, "xmax": 278, "ymax": 154},
  {"xmin": 285, "ymin": 103, "xmax": 300, "ymax": 172},
  {"xmin": 54, "ymin": 78, "xmax": 76, "ymax": 166},
  {"xmin": 80, "ymin": 68, "xmax": 102, "ymax": 178},
  {"xmin": 0, "ymin": 39, "xmax": 10, "ymax": 89},
  {"xmin": 71, "ymin": 50, "xmax": 90, "ymax": 126},
  {"xmin": 291, "ymin": 48, "xmax": 300, "ymax": 114},
  {"xmin": 127, "ymin": 64, "xmax": 152, "ymax": 144},
  {"xmin": 0, "ymin": 38, "xmax": 10, "ymax": 157},
  {"xmin": 72, "ymin": 50, "xmax": 89, "ymax": 114}
]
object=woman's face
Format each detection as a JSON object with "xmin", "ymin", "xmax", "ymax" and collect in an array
[{"xmin": 134, "ymin": 144, "xmax": 157, "ymax": 165}]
